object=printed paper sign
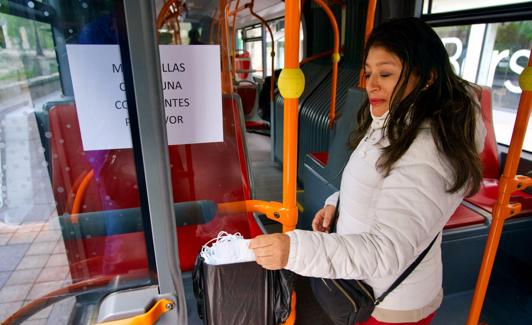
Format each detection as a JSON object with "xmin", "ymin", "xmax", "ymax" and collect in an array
[{"xmin": 66, "ymin": 44, "xmax": 223, "ymax": 151}]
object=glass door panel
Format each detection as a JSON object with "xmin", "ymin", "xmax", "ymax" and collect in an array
[
  {"xmin": 0, "ymin": 1, "xmax": 156, "ymax": 323},
  {"xmin": 155, "ymin": 1, "xmax": 264, "ymax": 276}
]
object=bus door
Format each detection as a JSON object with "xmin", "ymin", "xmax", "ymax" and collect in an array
[{"xmin": 0, "ymin": 0, "xmax": 189, "ymax": 323}]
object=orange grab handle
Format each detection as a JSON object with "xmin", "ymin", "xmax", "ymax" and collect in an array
[
  {"xmin": 313, "ymin": 0, "xmax": 340, "ymax": 128},
  {"xmin": 359, "ymin": 0, "xmax": 377, "ymax": 88},
  {"xmin": 466, "ymin": 51, "xmax": 532, "ymax": 325},
  {"xmin": 218, "ymin": 200, "xmax": 297, "ymax": 229},
  {"xmin": 96, "ymin": 299, "xmax": 175, "ymax": 325}
]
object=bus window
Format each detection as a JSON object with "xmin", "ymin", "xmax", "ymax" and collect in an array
[
  {"xmin": 424, "ymin": 0, "xmax": 531, "ymax": 14},
  {"xmin": 432, "ymin": 21, "xmax": 531, "ymax": 151},
  {"xmin": 242, "ymin": 25, "xmax": 263, "ymax": 78},
  {"xmin": 0, "ymin": 15, "xmax": 59, "ymax": 222},
  {"xmin": 265, "ymin": 19, "xmax": 285, "ymax": 74},
  {"xmin": 0, "ymin": 13, "xmax": 61, "ymax": 114},
  {"xmin": 264, "ymin": 18, "xmax": 305, "ymax": 76}
]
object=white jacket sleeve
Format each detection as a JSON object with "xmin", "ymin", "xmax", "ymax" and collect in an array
[
  {"xmin": 285, "ymin": 160, "xmax": 462, "ymax": 280},
  {"xmin": 324, "ymin": 191, "xmax": 339, "ymax": 207}
]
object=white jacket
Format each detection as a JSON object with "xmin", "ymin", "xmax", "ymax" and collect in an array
[{"xmin": 286, "ymin": 113, "xmax": 485, "ymax": 321}]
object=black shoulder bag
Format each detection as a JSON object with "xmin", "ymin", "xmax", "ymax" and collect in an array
[{"xmin": 310, "ymin": 201, "xmax": 438, "ymax": 325}]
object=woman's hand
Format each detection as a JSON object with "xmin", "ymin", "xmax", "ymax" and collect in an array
[
  {"xmin": 312, "ymin": 205, "xmax": 336, "ymax": 233},
  {"xmin": 249, "ymin": 233, "xmax": 290, "ymax": 270}
]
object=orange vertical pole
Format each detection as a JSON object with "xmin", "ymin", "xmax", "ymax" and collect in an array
[
  {"xmin": 209, "ymin": 8, "xmax": 218, "ymax": 44},
  {"xmin": 358, "ymin": 0, "xmax": 377, "ymax": 88},
  {"xmin": 220, "ymin": 0, "xmax": 234, "ymax": 94},
  {"xmin": 281, "ymin": 0, "xmax": 302, "ymax": 233},
  {"xmin": 278, "ymin": 1, "xmax": 304, "ymax": 322},
  {"xmin": 231, "ymin": 0, "xmax": 241, "ymax": 80},
  {"xmin": 313, "ymin": 0, "xmax": 340, "ymax": 128},
  {"xmin": 466, "ymin": 52, "xmax": 532, "ymax": 325}
]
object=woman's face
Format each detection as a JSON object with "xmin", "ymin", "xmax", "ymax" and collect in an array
[{"xmin": 364, "ymin": 46, "xmax": 419, "ymax": 116}]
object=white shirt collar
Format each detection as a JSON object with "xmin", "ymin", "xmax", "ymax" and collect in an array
[{"xmin": 370, "ymin": 106, "xmax": 389, "ymax": 130}]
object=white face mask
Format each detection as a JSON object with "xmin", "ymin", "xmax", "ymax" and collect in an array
[
  {"xmin": 370, "ymin": 105, "xmax": 389, "ymax": 130},
  {"xmin": 200, "ymin": 231, "xmax": 256, "ymax": 265}
]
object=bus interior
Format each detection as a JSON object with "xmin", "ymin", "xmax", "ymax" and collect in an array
[{"xmin": 0, "ymin": 0, "xmax": 531, "ymax": 324}]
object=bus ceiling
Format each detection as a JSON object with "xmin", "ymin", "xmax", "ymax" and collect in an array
[{"xmin": 154, "ymin": 0, "xmax": 285, "ymax": 26}]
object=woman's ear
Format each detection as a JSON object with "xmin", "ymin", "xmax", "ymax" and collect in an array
[
  {"xmin": 423, "ymin": 71, "xmax": 437, "ymax": 90},
  {"xmin": 427, "ymin": 70, "xmax": 437, "ymax": 86}
]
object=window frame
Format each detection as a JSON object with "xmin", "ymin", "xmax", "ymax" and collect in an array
[{"xmin": 422, "ymin": 2, "xmax": 532, "ymax": 152}]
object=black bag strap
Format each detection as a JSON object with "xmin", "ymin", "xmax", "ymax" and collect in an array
[
  {"xmin": 374, "ymin": 235, "xmax": 438, "ymax": 305},
  {"xmin": 331, "ymin": 198, "xmax": 439, "ymax": 306}
]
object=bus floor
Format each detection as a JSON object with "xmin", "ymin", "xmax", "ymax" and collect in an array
[{"xmin": 434, "ymin": 250, "xmax": 532, "ymax": 325}]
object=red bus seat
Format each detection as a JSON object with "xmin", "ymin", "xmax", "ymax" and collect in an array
[
  {"xmin": 308, "ymin": 151, "xmax": 329, "ymax": 167},
  {"xmin": 464, "ymin": 87, "xmax": 532, "ymax": 217},
  {"xmin": 236, "ymin": 83, "xmax": 258, "ymax": 116},
  {"xmin": 235, "ymin": 51, "xmax": 251, "ymax": 80},
  {"xmin": 49, "ymin": 95, "xmax": 262, "ymax": 282},
  {"xmin": 235, "ymin": 81, "xmax": 270, "ymax": 130},
  {"xmin": 444, "ymin": 204, "xmax": 486, "ymax": 230}
]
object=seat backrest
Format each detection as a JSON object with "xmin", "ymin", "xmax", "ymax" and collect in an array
[
  {"xmin": 235, "ymin": 82, "xmax": 259, "ymax": 116},
  {"xmin": 235, "ymin": 51, "xmax": 251, "ymax": 80},
  {"xmin": 35, "ymin": 98, "xmax": 74, "ymax": 178},
  {"xmin": 49, "ymin": 103, "xmax": 103, "ymax": 215},
  {"xmin": 324, "ymin": 87, "xmax": 366, "ymax": 187},
  {"xmin": 478, "ymin": 87, "xmax": 500, "ymax": 179}
]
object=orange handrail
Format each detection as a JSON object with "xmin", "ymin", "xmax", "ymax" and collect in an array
[
  {"xmin": 221, "ymin": 0, "xmax": 234, "ymax": 94},
  {"xmin": 3, "ymin": 273, "xmax": 152, "ymax": 325},
  {"xmin": 209, "ymin": 9, "xmax": 219, "ymax": 44},
  {"xmin": 162, "ymin": 11, "xmax": 183, "ymax": 44},
  {"xmin": 157, "ymin": 0, "xmax": 181, "ymax": 30},
  {"xmin": 300, "ymin": 47, "xmax": 345, "ymax": 65},
  {"xmin": 466, "ymin": 51, "xmax": 532, "ymax": 325},
  {"xmin": 300, "ymin": 49, "xmax": 334, "ymax": 65},
  {"xmin": 70, "ymin": 169, "xmax": 94, "ymax": 224},
  {"xmin": 359, "ymin": 0, "xmax": 377, "ymax": 88},
  {"xmin": 247, "ymin": 0, "xmax": 276, "ymax": 102},
  {"xmin": 157, "ymin": 1, "xmax": 173, "ymax": 30},
  {"xmin": 157, "ymin": 0, "xmax": 186, "ymax": 44},
  {"xmin": 230, "ymin": 3, "xmax": 249, "ymax": 15},
  {"xmin": 313, "ymin": 0, "xmax": 340, "ymax": 128},
  {"xmin": 231, "ymin": 0, "xmax": 241, "ymax": 79}
]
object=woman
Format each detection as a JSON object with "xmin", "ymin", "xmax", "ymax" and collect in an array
[{"xmin": 249, "ymin": 17, "xmax": 486, "ymax": 324}]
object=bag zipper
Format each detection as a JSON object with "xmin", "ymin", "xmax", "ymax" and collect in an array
[
  {"xmin": 355, "ymin": 280, "xmax": 374, "ymax": 301},
  {"xmin": 321, "ymin": 278, "xmax": 332, "ymax": 291},
  {"xmin": 330, "ymin": 279, "xmax": 358, "ymax": 312}
]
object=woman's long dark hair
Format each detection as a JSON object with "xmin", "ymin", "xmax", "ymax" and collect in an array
[{"xmin": 349, "ymin": 17, "xmax": 482, "ymax": 196}]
